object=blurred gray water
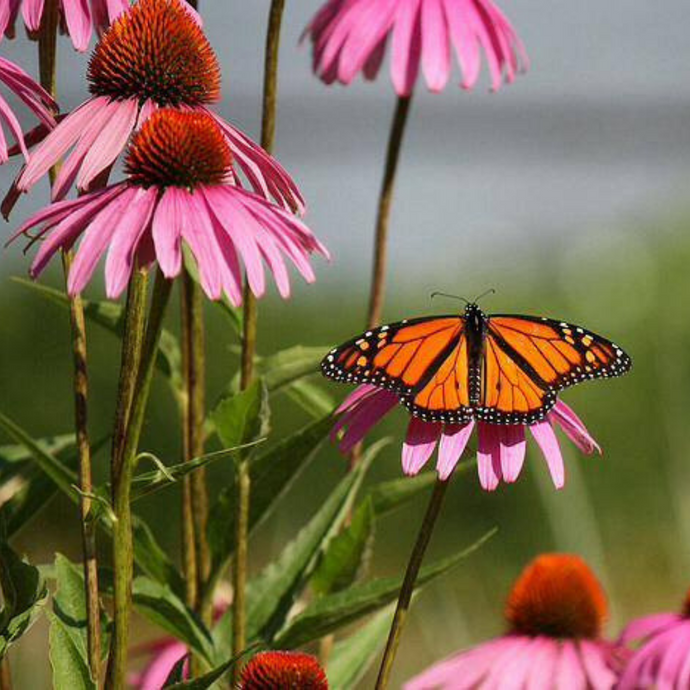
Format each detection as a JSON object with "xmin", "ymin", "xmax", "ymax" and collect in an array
[{"xmin": 0, "ymin": 0, "xmax": 689, "ymax": 290}]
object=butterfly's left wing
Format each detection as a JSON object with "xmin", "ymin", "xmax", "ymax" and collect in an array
[
  {"xmin": 476, "ymin": 314, "xmax": 632, "ymax": 424},
  {"xmin": 321, "ymin": 315, "xmax": 474, "ymax": 423}
]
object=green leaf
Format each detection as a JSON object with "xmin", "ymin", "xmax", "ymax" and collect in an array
[
  {"xmin": 211, "ymin": 379, "xmax": 269, "ymax": 454},
  {"xmin": 283, "ymin": 379, "xmax": 335, "ymax": 418},
  {"xmin": 369, "ymin": 459, "xmax": 477, "ymax": 518},
  {"xmin": 274, "ymin": 527, "xmax": 497, "ymax": 649},
  {"xmin": 132, "ymin": 518, "xmax": 186, "ymax": 597},
  {"xmin": 131, "ymin": 577, "xmax": 214, "ymax": 664},
  {"xmin": 13, "ymin": 279, "xmax": 182, "ymax": 399},
  {"xmin": 207, "ymin": 414, "xmax": 334, "ymax": 575},
  {"xmin": 311, "ymin": 498, "xmax": 375, "ymax": 596},
  {"xmin": 0, "ymin": 434, "xmax": 75, "ymax": 467},
  {"xmin": 226, "ymin": 346, "xmax": 329, "ymax": 395},
  {"xmin": 130, "ymin": 442, "xmax": 260, "ymax": 503},
  {"xmin": 164, "ymin": 646, "xmax": 256, "ymax": 690},
  {"xmin": 326, "ymin": 604, "xmax": 396, "ymax": 690},
  {"xmin": 242, "ymin": 440, "xmax": 383, "ymax": 644},
  {"xmin": 48, "ymin": 554, "xmax": 96, "ymax": 689},
  {"xmin": 48, "ymin": 611, "xmax": 95, "ymax": 690},
  {"xmin": 0, "ymin": 542, "xmax": 48, "ymax": 657}
]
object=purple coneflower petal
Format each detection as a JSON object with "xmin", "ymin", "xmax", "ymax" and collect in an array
[
  {"xmin": 0, "ymin": 92, "xmax": 26, "ymax": 162},
  {"xmin": 436, "ymin": 421, "xmax": 474, "ymax": 480},
  {"xmin": 336, "ymin": 384, "xmax": 379, "ymax": 415},
  {"xmin": 20, "ymin": 0, "xmax": 42, "ymax": 31},
  {"xmin": 421, "ymin": 0, "xmax": 451, "ymax": 92},
  {"xmin": 524, "ymin": 637, "xmax": 558, "ymax": 690},
  {"xmin": 578, "ymin": 640, "xmax": 617, "ymax": 690},
  {"xmin": 656, "ymin": 628, "xmax": 690, "ymax": 689},
  {"xmin": 134, "ymin": 640, "xmax": 188, "ymax": 690},
  {"xmin": 62, "ymin": 0, "xmax": 93, "ymax": 52},
  {"xmin": 556, "ymin": 641, "xmax": 588, "ymax": 690},
  {"xmin": 402, "ymin": 417, "xmax": 440, "ymax": 476},
  {"xmin": 530, "ymin": 420, "xmax": 565, "ymax": 489},
  {"xmin": 477, "ymin": 423, "xmax": 501, "ymax": 490},
  {"xmin": 391, "ymin": 0, "xmax": 422, "ymax": 97},
  {"xmin": 551, "ymin": 400, "xmax": 601, "ymax": 455},
  {"xmin": 499, "ymin": 423, "xmax": 526, "ymax": 483},
  {"xmin": 445, "ymin": 0, "xmax": 481, "ymax": 89},
  {"xmin": 104, "ymin": 187, "xmax": 158, "ymax": 298},
  {"xmin": 151, "ymin": 187, "xmax": 184, "ymax": 280},
  {"xmin": 333, "ymin": 389, "xmax": 398, "ymax": 454},
  {"xmin": 620, "ymin": 613, "xmax": 681, "ymax": 645}
]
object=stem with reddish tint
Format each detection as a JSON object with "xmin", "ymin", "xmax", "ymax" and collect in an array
[
  {"xmin": 375, "ymin": 479, "xmax": 449, "ymax": 690},
  {"xmin": 107, "ymin": 270, "xmax": 172, "ymax": 690},
  {"xmin": 232, "ymin": 0, "xmax": 285, "ymax": 681},
  {"xmin": 366, "ymin": 94, "xmax": 413, "ymax": 330},
  {"xmin": 38, "ymin": 1, "xmax": 101, "ymax": 683}
]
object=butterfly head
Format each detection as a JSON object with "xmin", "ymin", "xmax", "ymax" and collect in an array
[{"xmin": 464, "ymin": 302, "xmax": 488, "ymax": 330}]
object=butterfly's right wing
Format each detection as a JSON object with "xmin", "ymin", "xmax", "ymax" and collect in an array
[{"xmin": 321, "ymin": 315, "xmax": 473, "ymax": 423}]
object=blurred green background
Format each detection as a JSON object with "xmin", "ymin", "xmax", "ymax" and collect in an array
[{"xmin": 2, "ymin": 0, "xmax": 690, "ymax": 687}]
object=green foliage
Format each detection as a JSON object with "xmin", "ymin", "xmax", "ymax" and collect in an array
[
  {"xmin": 0, "ymin": 541, "xmax": 48, "ymax": 658},
  {"xmin": 212, "ymin": 378, "xmax": 269, "ymax": 456},
  {"xmin": 163, "ymin": 646, "xmax": 257, "ymax": 690},
  {"xmin": 274, "ymin": 527, "xmax": 497, "ymax": 649},
  {"xmin": 326, "ymin": 604, "xmax": 396, "ymax": 690},
  {"xmin": 312, "ymin": 498, "xmax": 375, "ymax": 596},
  {"xmin": 48, "ymin": 555, "xmax": 96, "ymax": 690}
]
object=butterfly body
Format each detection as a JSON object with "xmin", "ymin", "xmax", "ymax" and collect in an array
[{"xmin": 322, "ymin": 303, "xmax": 631, "ymax": 426}]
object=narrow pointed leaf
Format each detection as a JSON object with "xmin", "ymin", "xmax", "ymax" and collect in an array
[
  {"xmin": 211, "ymin": 379, "xmax": 269, "ymax": 454},
  {"xmin": 284, "ymin": 379, "xmax": 335, "ymax": 418},
  {"xmin": 274, "ymin": 528, "xmax": 497, "ymax": 649},
  {"xmin": 311, "ymin": 498, "xmax": 375, "ymax": 596},
  {"xmin": 48, "ymin": 611, "xmax": 95, "ymax": 690},
  {"xmin": 326, "ymin": 604, "xmax": 396, "ymax": 690}
]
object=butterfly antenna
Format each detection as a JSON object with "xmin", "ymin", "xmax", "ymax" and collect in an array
[
  {"xmin": 430, "ymin": 291, "xmax": 469, "ymax": 305},
  {"xmin": 473, "ymin": 288, "xmax": 496, "ymax": 304}
]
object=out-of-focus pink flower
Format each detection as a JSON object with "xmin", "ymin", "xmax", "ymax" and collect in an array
[
  {"xmin": 129, "ymin": 638, "xmax": 188, "ymax": 690},
  {"xmin": 0, "ymin": 0, "xmax": 130, "ymax": 51},
  {"xmin": 8, "ymin": 109, "xmax": 328, "ymax": 302},
  {"xmin": 0, "ymin": 56, "xmax": 56, "ymax": 163},
  {"xmin": 240, "ymin": 651, "xmax": 329, "ymax": 690},
  {"xmin": 7, "ymin": 0, "xmax": 303, "ymax": 215},
  {"xmin": 618, "ymin": 589, "xmax": 690, "ymax": 689},
  {"xmin": 405, "ymin": 554, "xmax": 627, "ymax": 690},
  {"xmin": 305, "ymin": 0, "xmax": 528, "ymax": 96},
  {"xmin": 332, "ymin": 385, "xmax": 600, "ymax": 489}
]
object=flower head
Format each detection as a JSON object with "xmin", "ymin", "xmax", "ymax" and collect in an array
[
  {"xmin": 1, "ymin": 0, "xmax": 130, "ymax": 51},
  {"xmin": 7, "ymin": 0, "xmax": 303, "ymax": 214},
  {"xmin": 239, "ymin": 651, "xmax": 328, "ymax": 690},
  {"xmin": 9, "ymin": 109, "xmax": 328, "ymax": 302},
  {"xmin": 618, "ymin": 587, "xmax": 690, "ymax": 689},
  {"xmin": 306, "ymin": 0, "xmax": 528, "ymax": 96},
  {"xmin": 0, "ymin": 57, "xmax": 57, "ymax": 163},
  {"xmin": 333, "ymin": 385, "xmax": 600, "ymax": 490},
  {"xmin": 405, "ymin": 554, "xmax": 626, "ymax": 690}
]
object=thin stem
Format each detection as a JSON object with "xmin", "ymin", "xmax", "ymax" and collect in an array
[
  {"xmin": 366, "ymin": 94, "xmax": 413, "ymax": 330},
  {"xmin": 232, "ymin": 0, "xmax": 285, "ymax": 682},
  {"xmin": 107, "ymin": 270, "xmax": 173, "ymax": 690},
  {"xmin": 39, "ymin": 2, "xmax": 100, "ymax": 682},
  {"xmin": 180, "ymin": 272, "xmax": 210, "ymax": 618},
  {"xmin": 0, "ymin": 658, "xmax": 12, "ymax": 690},
  {"xmin": 374, "ymin": 479, "xmax": 449, "ymax": 690},
  {"xmin": 62, "ymin": 253, "xmax": 101, "ymax": 684}
]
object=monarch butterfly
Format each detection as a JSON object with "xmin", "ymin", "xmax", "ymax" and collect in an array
[{"xmin": 321, "ymin": 302, "xmax": 631, "ymax": 426}]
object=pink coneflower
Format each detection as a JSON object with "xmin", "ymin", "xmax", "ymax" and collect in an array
[
  {"xmin": 0, "ymin": 56, "xmax": 56, "ymax": 163},
  {"xmin": 332, "ymin": 385, "xmax": 600, "ymax": 489},
  {"xmin": 618, "ymin": 589, "xmax": 690, "ymax": 689},
  {"xmin": 7, "ymin": 0, "xmax": 303, "ymax": 214},
  {"xmin": 9, "ymin": 109, "xmax": 327, "ymax": 302},
  {"xmin": 239, "ymin": 651, "xmax": 328, "ymax": 690},
  {"xmin": 129, "ymin": 638, "xmax": 188, "ymax": 690},
  {"xmin": 306, "ymin": 0, "xmax": 528, "ymax": 95},
  {"xmin": 405, "ymin": 554, "xmax": 627, "ymax": 690},
  {"xmin": 0, "ymin": 0, "xmax": 130, "ymax": 51}
]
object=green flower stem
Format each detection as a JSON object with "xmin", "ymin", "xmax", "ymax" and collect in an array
[
  {"xmin": 39, "ymin": 2, "xmax": 101, "ymax": 683},
  {"xmin": 180, "ymin": 271, "xmax": 210, "ymax": 621},
  {"xmin": 374, "ymin": 478, "xmax": 449, "ymax": 690},
  {"xmin": 107, "ymin": 269, "xmax": 173, "ymax": 690},
  {"xmin": 0, "ymin": 658, "xmax": 12, "ymax": 690},
  {"xmin": 366, "ymin": 94, "xmax": 413, "ymax": 330},
  {"xmin": 232, "ymin": 1, "xmax": 285, "ymax": 682}
]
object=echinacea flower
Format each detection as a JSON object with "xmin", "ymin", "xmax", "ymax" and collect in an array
[
  {"xmin": 239, "ymin": 651, "xmax": 328, "ymax": 690},
  {"xmin": 306, "ymin": 0, "xmax": 528, "ymax": 95},
  {"xmin": 0, "ymin": 0, "xmax": 130, "ymax": 51},
  {"xmin": 7, "ymin": 0, "xmax": 303, "ymax": 215},
  {"xmin": 617, "ymin": 588, "xmax": 690, "ymax": 689},
  {"xmin": 332, "ymin": 385, "xmax": 600, "ymax": 489},
  {"xmin": 9, "ymin": 109, "xmax": 328, "ymax": 302},
  {"xmin": 129, "ymin": 638, "xmax": 188, "ymax": 690},
  {"xmin": 405, "ymin": 553, "xmax": 627, "ymax": 690},
  {"xmin": 0, "ymin": 56, "xmax": 56, "ymax": 163}
]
